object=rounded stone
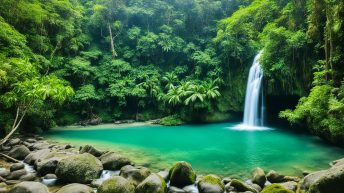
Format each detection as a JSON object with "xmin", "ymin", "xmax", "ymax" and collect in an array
[
  {"xmin": 168, "ymin": 161, "xmax": 196, "ymax": 188},
  {"xmin": 97, "ymin": 176, "xmax": 135, "ymax": 193}
]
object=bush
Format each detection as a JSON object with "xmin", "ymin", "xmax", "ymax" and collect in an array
[{"xmin": 160, "ymin": 115, "xmax": 184, "ymax": 126}]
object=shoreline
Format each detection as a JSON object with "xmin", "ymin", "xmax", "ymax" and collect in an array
[
  {"xmin": 52, "ymin": 121, "xmax": 157, "ymax": 131},
  {"xmin": 0, "ymin": 135, "xmax": 344, "ymax": 193}
]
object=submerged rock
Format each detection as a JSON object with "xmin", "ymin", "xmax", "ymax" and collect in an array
[
  {"xmin": 56, "ymin": 183, "xmax": 94, "ymax": 193},
  {"xmin": 97, "ymin": 176, "xmax": 135, "ymax": 193},
  {"xmin": 100, "ymin": 152, "xmax": 132, "ymax": 170},
  {"xmin": 261, "ymin": 184, "xmax": 294, "ymax": 193},
  {"xmin": 252, "ymin": 167, "xmax": 266, "ymax": 187},
  {"xmin": 120, "ymin": 165, "xmax": 151, "ymax": 186},
  {"xmin": 8, "ymin": 181, "xmax": 49, "ymax": 193},
  {"xmin": 136, "ymin": 173, "xmax": 167, "ymax": 193},
  {"xmin": 168, "ymin": 161, "xmax": 196, "ymax": 188},
  {"xmin": 8, "ymin": 145, "xmax": 30, "ymax": 160},
  {"xmin": 55, "ymin": 153, "xmax": 103, "ymax": 183},
  {"xmin": 197, "ymin": 174, "xmax": 224, "ymax": 193}
]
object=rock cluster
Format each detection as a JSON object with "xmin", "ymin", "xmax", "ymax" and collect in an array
[{"xmin": 0, "ymin": 135, "xmax": 343, "ymax": 193}]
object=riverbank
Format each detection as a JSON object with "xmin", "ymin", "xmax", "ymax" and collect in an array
[
  {"xmin": 0, "ymin": 134, "xmax": 344, "ymax": 193},
  {"xmin": 53, "ymin": 121, "xmax": 157, "ymax": 131}
]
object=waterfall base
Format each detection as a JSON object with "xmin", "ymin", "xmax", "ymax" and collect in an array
[{"xmin": 230, "ymin": 123, "xmax": 272, "ymax": 131}]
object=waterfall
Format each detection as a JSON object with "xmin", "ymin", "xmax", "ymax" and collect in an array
[{"xmin": 243, "ymin": 52, "xmax": 265, "ymax": 127}]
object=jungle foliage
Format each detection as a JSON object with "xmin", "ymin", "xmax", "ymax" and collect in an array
[{"xmin": 0, "ymin": 0, "xmax": 344, "ymax": 145}]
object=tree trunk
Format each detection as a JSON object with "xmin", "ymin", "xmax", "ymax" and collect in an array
[
  {"xmin": 108, "ymin": 23, "xmax": 117, "ymax": 58},
  {"xmin": 0, "ymin": 107, "xmax": 27, "ymax": 146}
]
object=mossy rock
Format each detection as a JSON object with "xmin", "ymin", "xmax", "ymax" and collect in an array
[
  {"xmin": 120, "ymin": 165, "xmax": 151, "ymax": 186},
  {"xmin": 136, "ymin": 173, "xmax": 167, "ymax": 193},
  {"xmin": 230, "ymin": 179, "xmax": 257, "ymax": 193},
  {"xmin": 198, "ymin": 174, "xmax": 224, "ymax": 193},
  {"xmin": 168, "ymin": 161, "xmax": 196, "ymax": 188},
  {"xmin": 55, "ymin": 153, "xmax": 103, "ymax": 183},
  {"xmin": 97, "ymin": 176, "xmax": 135, "ymax": 193},
  {"xmin": 261, "ymin": 184, "xmax": 294, "ymax": 193}
]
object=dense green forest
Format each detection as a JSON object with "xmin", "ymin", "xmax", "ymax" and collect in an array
[{"xmin": 0, "ymin": 0, "xmax": 344, "ymax": 145}]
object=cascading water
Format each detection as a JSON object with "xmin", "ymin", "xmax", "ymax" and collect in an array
[{"xmin": 243, "ymin": 52, "xmax": 265, "ymax": 127}]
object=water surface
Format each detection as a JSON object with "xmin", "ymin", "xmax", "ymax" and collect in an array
[{"xmin": 46, "ymin": 123, "xmax": 344, "ymax": 178}]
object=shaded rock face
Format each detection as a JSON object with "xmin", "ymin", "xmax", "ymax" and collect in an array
[
  {"xmin": 97, "ymin": 176, "xmax": 135, "ymax": 193},
  {"xmin": 8, "ymin": 145, "xmax": 30, "ymax": 160},
  {"xmin": 261, "ymin": 184, "xmax": 293, "ymax": 193},
  {"xmin": 120, "ymin": 165, "xmax": 151, "ymax": 186},
  {"xmin": 56, "ymin": 183, "xmax": 94, "ymax": 193},
  {"xmin": 252, "ymin": 167, "xmax": 266, "ymax": 187},
  {"xmin": 80, "ymin": 145, "xmax": 103, "ymax": 157},
  {"xmin": 197, "ymin": 174, "xmax": 224, "ymax": 193},
  {"xmin": 10, "ymin": 163, "xmax": 24, "ymax": 172},
  {"xmin": 136, "ymin": 173, "xmax": 167, "ymax": 193},
  {"xmin": 300, "ymin": 170, "xmax": 327, "ymax": 191},
  {"xmin": 55, "ymin": 153, "xmax": 103, "ymax": 183},
  {"xmin": 100, "ymin": 152, "xmax": 131, "ymax": 170},
  {"xmin": 266, "ymin": 170, "xmax": 285, "ymax": 183},
  {"xmin": 8, "ymin": 181, "xmax": 49, "ymax": 193},
  {"xmin": 307, "ymin": 164, "xmax": 344, "ymax": 193},
  {"xmin": 168, "ymin": 161, "xmax": 196, "ymax": 188}
]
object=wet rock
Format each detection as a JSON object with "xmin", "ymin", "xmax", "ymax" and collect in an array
[
  {"xmin": 261, "ymin": 184, "xmax": 293, "ymax": 193},
  {"xmin": 1, "ymin": 146, "xmax": 11, "ymax": 151},
  {"xmin": 36, "ymin": 156, "xmax": 64, "ymax": 176},
  {"xmin": 80, "ymin": 144, "xmax": 103, "ymax": 157},
  {"xmin": 197, "ymin": 174, "xmax": 224, "ymax": 193},
  {"xmin": 136, "ymin": 173, "xmax": 167, "ymax": 193},
  {"xmin": 120, "ymin": 165, "xmax": 151, "ymax": 186},
  {"xmin": 8, "ymin": 138, "xmax": 21, "ymax": 146},
  {"xmin": 56, "ymin": 183, "xmax": 94, "ymax": 193},
  {"xmin": 26, "ymin": 138, "xmax": 37, "ymax": 143},
  {"xmin": 230, "ymin": 179, "xmax": 257, "ymax": 193},
  {"xmin": 0, "ymin": 168, "xmax": 10, "ymax": 178},
  {"xmin": 55, "ymin": 153, "xmax": 103, "ymax": 183},
  {"xmin": 330, "ymin": 158, "xmax": 344, "ymax": 167},
  {"xmin": 31, "ymin": 142, "xmax": 51, "ymax": 150},
  {"xmin": 307, "ymin": 164, "xmax": 344, "ymax": 193},
  {"xmin": 6, "ymin": 169, "xmax": 27, "ymax": 180},
  {"xmin": 97, "ymin": 176, "xmax": 135, "ymax": 193},
  {"xmin": 182, "ymin": 185, "xmax": 198, "ymax": 193},
  {"xmin": 157, "ymin": 170, "xmax": 169, "ymax": 182},
  {"xmin": 283, "ymin": 176, "xmax": 300, "ymax": 182},
  {"xmin": 10, "ymin": 163, "xmax": 25, "ymax": 172},
  {"xmin": 168, "ymin": 186, "xmax": 186, "ymax": 193},
  {"xmin": 43, "ymin": 173, "xmax": 57, "ymax": 179},
  {"xmin": 100, "ymin": 152, "xmax": 132, "ymax": 170},
  {"xmin": 24, "ymin": 149, "xmax": 51, "ymax": 165},
  {"xmin": 168, "ymin": 161, "xmax": 196, "ymax": 188},
  {"xmin": 266, "ymin": 170, "xmax": 285, "ymax": 183},
  {"xmin": 19, "ymin": 173, "xmax": 37, "ymax": 181},
  {"xmin": 279, "ymin": 181, "xmax": 298, "ymax": 191},
  {"xmin": 252, "ymin": 167, "xmax": 266, "ymax": 187},
  {"xmin": 8, "ymin": 145, "xmax": 30, "ymax": 160},
  {"xmin": 8, "ymin": 181, "xmax": 49, "ymax": 193},
  {"xmin": 222, "ymin": 177, "xmax": 231, "ymax": 185}
]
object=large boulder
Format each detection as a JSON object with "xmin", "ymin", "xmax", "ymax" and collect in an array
[
  {"xmin": 307, "ymin": 164, "xmax": 344, "ymax": 193},
  {"xmin": 56, "ymin": 183, "xmax": 94, "ymax": 193},
  {"xmin": 100, "ymin": 152, "xmax": 132, "ymax": 170},
  {"xmin": 120, "ymin": 165, "xmax": 151, "ymax": 186},
  {"xmin": 299, "ymin": 170, "xmax": 327, "ymax": 191},
  {"xmin": 8, "ymin": 145, "xmax": 30, "ymax": 160},
  {"xmin": 35, "ymin": 152, "xmax": 69, "ymax": 176},
  {"xmin": 136, "ymin": 173, "xmax": 167, "ymax": 193},
  {"xmin": 197, "ymin": 174, "xmax": 224, "ymax": 193},
  {"xmin": 252, "ymin": 167, "xmax": 266, "ymax": 187},
  {"xmin": 261, "ymin": 184, "xmax": 294, "ymax": 193},
  {"xmin": 168, "ymin": 162, "xmax": 196, "ymax": 188},
  {"xmin": 24, "ymin": 149, "xmax": 51, "ymax": 165},
  {"xmin": 8, "ymin": 181, "xmax": 49, "ymax": 193},
  {"xmin": 97, "ymin": 176, "xmax": 135, "ymax": 193},
  {"xmin": 79, "ymin": 145, "xmax": 103, "ymax": 157},
  {"xmin": 230, "ymin": 179, "xmax": 257, "ymax": 193},
  {"xmin": 55, "ymin": 153, "xmax": 103, "ymax": 183}
]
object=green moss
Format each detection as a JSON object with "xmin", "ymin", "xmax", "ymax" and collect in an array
[
  {"xmin": 98, "ymin": 176, "xmax": 135, "ymax": 193},
  {"xmin": 230, "ymin": 179, "xmax": 257, "ymax": 192},
  {"xmin": 168, "ymin": 161, "xmax": 196, "ymax": 188},
  {"xmin": 261, "ymin": 184, "xmax": 294, "ymax": 193},
  {"xmin": 198, "ymin": 174, "xmax": 225, "ymax": 191},
  {"xmin": 160, "ymin": 115, "xmax": 184, "ymax": 126}
]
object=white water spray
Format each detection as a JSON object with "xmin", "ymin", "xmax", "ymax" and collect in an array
[{"xmin": 243, "ymin": 52, "xmax": 265, "ymax": 127}]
